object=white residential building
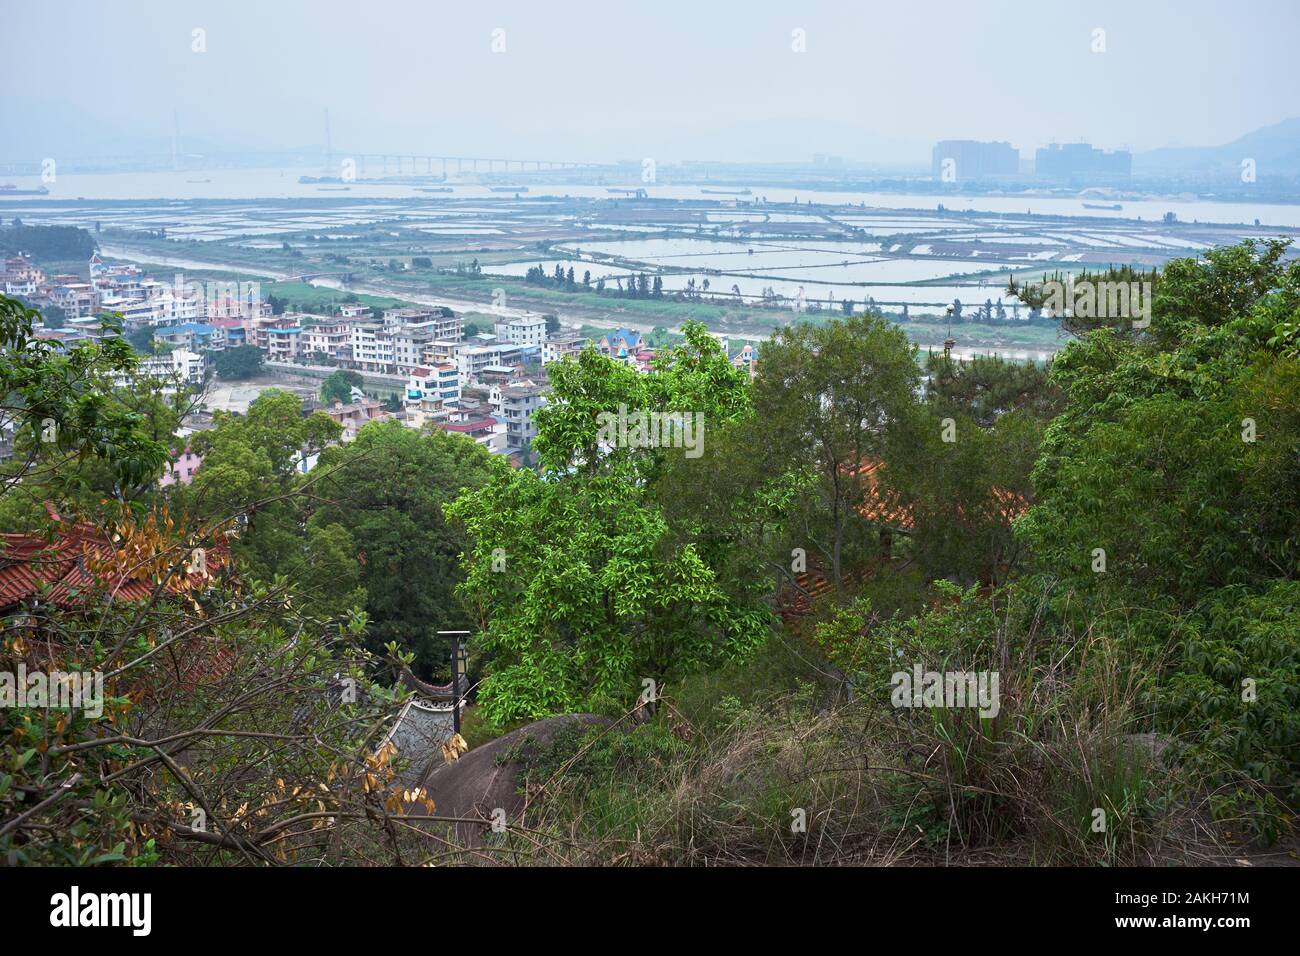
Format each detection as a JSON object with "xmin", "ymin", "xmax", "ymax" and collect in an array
[
  {"xmin": 138, "ymin": 348, "xmax": 205, "ymax": 386},
  {"xmin": 456, "ymin": 343, "xmax": 524, "ymax": 387},
  {"xmin": 383, "ymin": 307, "xmax": 462, "ymax": 341},
  {"xmin": 494, "ymin": 314, "xmax": 547, "ymax": 348},
  {"xmin": 499, "ymin": 383, "xmax": 546, "ymax": 450},
  {"xmin": 543, "ymin": 330, "xmax": 585, "ymax": 365},
  {"xmin": 301, "ymin": 320, "xmax": 352, "ymax": 361},
  {"xmin": 349, "ymin": 322, "xmax": 394, "ymax": 372},
  {"xmin": 403, "ymin": 363, "xmax": 462, "ymax": 429}
]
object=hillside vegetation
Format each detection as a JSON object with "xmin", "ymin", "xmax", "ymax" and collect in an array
[{"xmin": 1, "ymin": 239, "xmax": 1296, "ymax": 865}]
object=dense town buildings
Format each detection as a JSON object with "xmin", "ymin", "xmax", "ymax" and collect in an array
[{"xmin": 6, "ymin": 249, "xmax": 763, "ymax": 482}]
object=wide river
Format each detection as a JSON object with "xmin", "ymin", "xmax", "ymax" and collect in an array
[{"xmin": 6, "ymin": 166, "xmax": 1300, "ymax": 228}]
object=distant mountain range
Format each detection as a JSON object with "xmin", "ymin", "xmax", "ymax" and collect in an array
[
  {"xmin": 1136, "ymin": 117, "xmax": 1300, "ymax": 177},
  {"xmin": 4, "ymin": 94, "xmax": 1299, "ymax": 180}
]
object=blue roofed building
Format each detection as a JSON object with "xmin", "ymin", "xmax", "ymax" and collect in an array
[
  {"xmin": 597, "ymin": 328, "xmax": 643, "ymax": 363},
  {"xmin": 152, "ymin": 322, "xmax": 223, "ymax": 351}
]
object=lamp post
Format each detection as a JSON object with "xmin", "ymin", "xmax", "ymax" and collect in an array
[{"xmin": 437, "ymin": 630, "xmax": 470, "ymax": 735}]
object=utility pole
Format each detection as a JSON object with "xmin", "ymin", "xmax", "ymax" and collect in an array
[{"xmin": 436, "ymin": 630, "xmax": 470, "ymax": 735}]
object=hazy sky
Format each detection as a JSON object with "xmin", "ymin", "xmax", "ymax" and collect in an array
[{"xmin": 2, "ymin": 0, "xmax": 1296, "ymax": 165}]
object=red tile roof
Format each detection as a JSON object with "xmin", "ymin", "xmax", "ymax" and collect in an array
[
  {"xmin": 847, "ymin": 459, "xmax": 915, "ymax": 530},
  {"xmin": 775, "ymin": 459, "xmax": 1031, "ymax": 622},
  {"xmin": 438, "ymin": 417, "xmax": 497, "ymax": 433},
  {"xmin": 848, "ymin": 458, "xmax": 1030, "ymax": 531},
  {"xmin": 0, "ymin": 508, "xmax": 227, "ymax": 611}
]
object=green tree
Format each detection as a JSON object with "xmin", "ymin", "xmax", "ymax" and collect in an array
[
  {"xmin": 126, "ymin": 325, "xmax": 156, "ymax": 354},
  {"xmin": 882, "ymin": 400, "xmax": 1039, "ymax": 587},
  {"xmin": 183, "ymin": 391, "xmax": 340, "ymax": 583},
  {"xmin": 320, "ymin": 369, "xmax": 363, "ymax": 404},
  {"xmin": 0, "ymin": 295, "xmax": 167, "ymax": 501},
  {"xmin": 213, "ymin": 344, "xmax": 264, "ymax": 380},
  {"xmin": 40, "ymin": 304, "xmax": 66, "ymax": 329},
  {"xmin": 922, "ymin": 351, "xmax": 1063, "ymax": 427},
  {"xmin": 750, "ymin": 314, "xmax": 920, "ymax": 589},
  {"xmin": 0, "ymin": 223, "xmax": 96, "ymax": 260},
  {"xmin": 312, "ymin": 422, "xmax": 493, "ymax": 674},
  {"xmin": 1014, "ymin": 240, "xmax": 1300, "ymax": 835},
  {"xmin": 447, "ymin": 322, "xmax": 767, "ymax": 728}
]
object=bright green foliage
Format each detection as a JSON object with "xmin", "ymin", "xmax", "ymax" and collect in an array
[
  {"xmin": 178, "ymin": 394, "xmax": 492, "ymax": 672},
  {"xmin": 1015, "ymin": 240, "xmax": 1300, "ymax": 834},
  {"xmin": 186, "ymin": 390, "xmax": 339, "ymax": 521},
  {"xmin": 1018, "ymin": 240, "xmax": 1300, "ymax": 603},
  {"xmin": 447, "ymin": 322, "xmax": 773, "ymax": 728},
  {"xmin": 180, "ymin": 390, "xmax": 343, "ymax": 611},
  {"xmin": 656, "ymin": 408, "xmax": 815, "ymax": 622},
  {"xmin": 0, "ymin": 294, "xmax": 168, "ymax": 496},
  {"xmin": 813, "ymin": 580, "xmax": 996, "ymax": 695}
]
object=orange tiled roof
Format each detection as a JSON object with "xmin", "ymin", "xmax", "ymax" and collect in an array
[
  {"xmin": 0, "ymin": 509, "xmax": 227, "ymax": 611},
  {"xmin": 849, "ymin": 458, "xmax": 1030, "ymax": 531},
  {"xmin": 775, "ymin": 459, "xmax": 1030, "ymax": 621}
]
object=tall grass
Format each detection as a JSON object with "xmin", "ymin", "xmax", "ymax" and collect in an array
[{"xmin": 477, "ymin": 642, "xmax": 1222, "ymax": 866}]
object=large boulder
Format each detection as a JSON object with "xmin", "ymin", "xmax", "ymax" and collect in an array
[{"xmin": 415, "ymin": 713, "xmax": 610, "ymax": 846}]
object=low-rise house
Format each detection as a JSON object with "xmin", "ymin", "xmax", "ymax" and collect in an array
[
  {"xmin": 383, "ymin": 307, "xmax": 462, "ymax": 342},
  {"xmin": 543, "ymin": 330, "xmax": 584, "ymax": 365},
  {"xmin": 349, "ymin": 321, "xmax": 393, "ymax": 372},
  {"xmin": 325, "ymin": 398, "xmax": 387, "ymax": 441},
  {"xmin": 388, "ymin": 323, "xmax": 441, "ymax": 373},
  {"xmin": 479, "ymin": 364, "xmax": 525, "ymax": 387},
  {"xmin": 456, "ymin": 342, "xmax": 524, "ymax": 386},
  {"xmin": 259, "ymin": 322, "xmax": 303, "ymax": 362},
  {"xmin": 2, "ymin": 255, "xmax": 42, "ymax": 296},
  {"xmin": 732, "ymin": 343, "xmax": 757, "ymax": 373},
  {"xmin": 2, "ymin": 254, "xmax": 44, "ymax": 296},
  {"xmin": 300, "ymin": 320, "xmax": 351, "ymax": 361},
  {"xmin": 434, "ymin": 413, "xmax": 505, "ymax": 454},
  {"xmin": 48, "ymin": 282, "xmax": 101, "ymax": 319},
  {"xmin": 597, "ymin": 327, "xmax": 643, "ymax": 363},
  {"xmin": 208, "ymin": 318, "xmax": 247, "ymax": 348},
  {"xmin": 160, "ymin": 447, "xmax": 203, "ymax": 487},
  {"xmin": 203, "ymin": 286, "xmax": 272, "ymax": 322},
  {"xmin": 33, "ymin": 327, "xmax": 95, "ymax": 349},
  {"xmin": 421, "ymin": 338, "xmax": 461, "ymax": 367},
  {"xmin": 403, "ymin": 363, "xmax": 461, "ymax": 429}
]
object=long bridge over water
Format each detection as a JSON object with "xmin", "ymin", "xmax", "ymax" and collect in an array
[{"xmin": 342, "ymin": 154, "xmax": 607, "ymax": 176}]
